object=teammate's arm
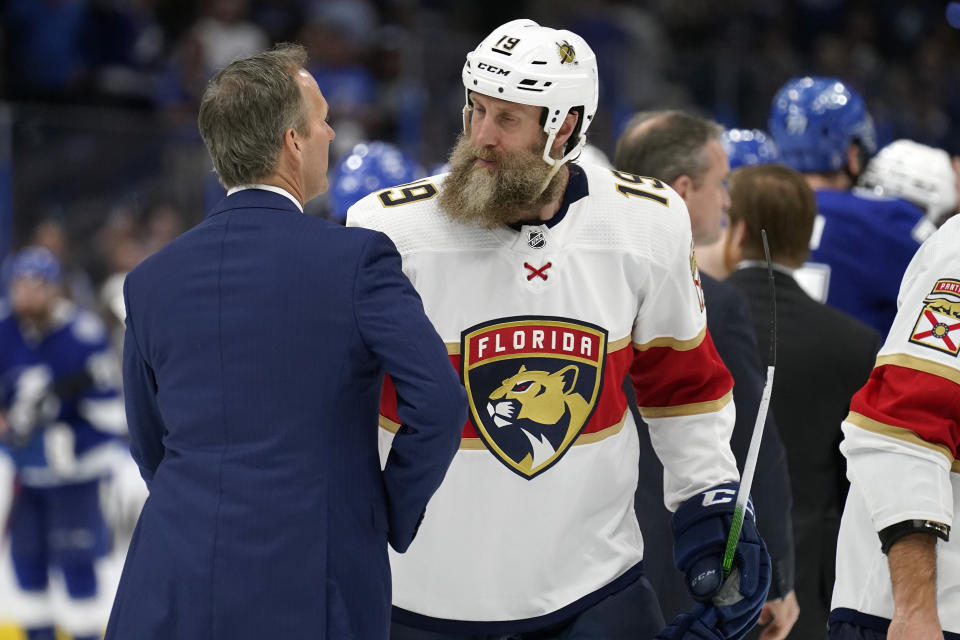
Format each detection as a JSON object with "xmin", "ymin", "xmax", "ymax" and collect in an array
[{"xmin": 887, "ymin": 533, "xmax": 943, "ymax": 640}]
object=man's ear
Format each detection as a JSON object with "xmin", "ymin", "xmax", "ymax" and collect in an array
[
  {"xmin": 723, "ymin": 218, "xmax": 747, "ymax": 272},
  {"xmin": 671, "ymin": 175, "xmax": 692, "ymax": 199},
  {"xmin": 551, "ymin": 110, "xmax": 580, "ymax": 155},
  {"xmin": 284, "ymin": 128, "xmax": 301, "ymax": 156}
]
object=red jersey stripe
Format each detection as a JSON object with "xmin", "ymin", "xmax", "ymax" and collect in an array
[
  {"xmin": 380, "ymin": 340, "xmax": 638, "ymax": 439},
  {"xmin": 849, "ymin": 363, "xmax": 960, "ymax": 458},
  {"xmin": 630, "ymin": 328, "xmax": 732, "ymax": 410}
]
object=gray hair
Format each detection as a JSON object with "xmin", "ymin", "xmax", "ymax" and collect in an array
[
  {"xmin": 198, "ymin": 43, "xmax": 309, "ymax": 188},
  {"xmin": 613, "ymin": 110, "xmax": 724, "ymax": 185}
]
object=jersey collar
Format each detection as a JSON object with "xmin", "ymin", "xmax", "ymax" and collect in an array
[{"xmin": 507, "ymin": 162, "xmax": 589, "ymax": 231}]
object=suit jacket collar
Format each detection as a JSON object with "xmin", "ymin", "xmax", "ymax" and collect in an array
[
  {"xmin": 731, "ymin": 265, "xmax": 805, "ymax": 293},
  {"xmin": 205, "ymin": 188, "xmax": 303, "ymax": 220}
]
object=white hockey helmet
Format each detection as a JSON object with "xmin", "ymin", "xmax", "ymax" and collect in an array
[
  {"xmin": 859, "ymin": 139, "xmax": 958, "ymax": 222},
  {"xmin": 462, "ymin": 19, "xmax": 599, "ymax": 168}
]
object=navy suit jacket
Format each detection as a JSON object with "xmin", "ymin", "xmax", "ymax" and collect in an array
[
  {"xmin": 634, "ymin": 273, "xmax": 796, "ymax": 619},
  {"xmin": 107, "ymin": 189, "xmax": 466, "ymax": 640}
]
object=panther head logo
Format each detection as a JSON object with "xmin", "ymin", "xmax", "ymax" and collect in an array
[
  {"xmin": 485, "ymin": 364, "xmax": 590, "ymax": 475},
  {"xmin": 556, "ymin": 40, "xmax": 576, "ymax": 64},
  {"xmin": 461, "ymin": 317, "xmax": 607, "ymax": 479}
]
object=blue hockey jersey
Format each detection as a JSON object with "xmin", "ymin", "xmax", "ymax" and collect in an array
[
  {"xmin": 0, "ymin": 299, "xmax": 125, "ymax": 486},
  {"xmin": 795, "ymin": 189, "xmax": 934, "ymax": 338}
]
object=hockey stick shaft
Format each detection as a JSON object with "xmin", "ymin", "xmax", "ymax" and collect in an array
[{"xmin": 722, "ymin": 229, "xmax": 777, "ymax": 576}]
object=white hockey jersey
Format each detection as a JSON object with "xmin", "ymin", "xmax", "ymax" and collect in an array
[
  {"xmin": 347, "ymin": 162, "xmax": 739, "ymax": 631},
  {"xmin": 831, "ymin": 214, "xmax": 960, "ymax": 636}
]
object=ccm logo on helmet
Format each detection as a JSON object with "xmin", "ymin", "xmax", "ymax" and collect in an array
[{"xmin": 477, "ymin": 62, "xmax": 510, "ymax": 77}]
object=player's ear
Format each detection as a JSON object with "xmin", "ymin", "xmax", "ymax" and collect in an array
[
  {"xmin": 552, "ymin": 111, "xmax": 579, "ymax": 154},
  {"xmin": 671, "ymin": 175, "xmax": 692, "ymax": 199}
]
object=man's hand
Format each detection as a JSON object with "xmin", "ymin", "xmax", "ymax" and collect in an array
[
  {"xmin": 888, "ymin": 533, "xmax": 943, "ymax": 640},
  {"xmin": 757, "ymin": 591, "xmax": 799, "ymax": 640}
]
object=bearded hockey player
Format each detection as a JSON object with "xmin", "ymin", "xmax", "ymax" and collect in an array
[
  {"xmin": 830, "ymin": 214, "xmax": 960, "ymax": 640},
  {"xmin": 768, "ymin": 76, "xmax": 934, "ymax": 337},
  {"xmin": 348, "ymin": 19, "xmax": 770, "ymax": 640}
]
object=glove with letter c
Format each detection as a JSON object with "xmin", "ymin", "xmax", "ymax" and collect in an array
[{"xmin": 655, "ymin": 482, "xmax": 771, "ymax": 640}]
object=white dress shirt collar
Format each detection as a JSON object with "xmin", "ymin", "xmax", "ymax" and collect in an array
[{"xmin": 226, "ymin": 184, "xmax": 304, "ymax": 212}]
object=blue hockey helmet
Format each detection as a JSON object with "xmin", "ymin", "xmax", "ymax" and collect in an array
[
  {"xmin": 721, "ymin": 129, "xmax": 779, "ymax": 170},
  {"xmin": 7, "ymin": 247, "xmax": 61, "ymax": 284},
  {"xmin": 328, "ymin": 142, "xmax": 422, "ymax": 221},
  {"xmin": 767, "ymin": 76, "xmax": 876, "ymax": 173}
]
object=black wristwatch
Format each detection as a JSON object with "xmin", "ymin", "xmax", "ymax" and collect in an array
[{"xmin": 878, "ymin": 519, "xmax": 951, "ymax": 554}]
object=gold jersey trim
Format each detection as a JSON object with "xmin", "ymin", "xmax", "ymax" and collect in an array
[
  {"xmin": 845, "ymin": 411, "xmax": 956, "ymax": 467},
  {"xmin": 379, "ymin": 415, "xmax": 402, "ymax": 433},
  {"xmin": 633, "ymin": 326, "xmax": 706, "ymax": 352},
  {"xmin": 446, "ymin": 342, "xmax": 460, "ymax": 356},
  {"xmin": 639, "ymin": 390, "xmax": 733, "ymax": 419},
  {"xmin": 875, "ymin": 353, "xmax": 960, "ymax": 388},
  {"xmin": 379, "ymin": 411, "xmax": 629, "ymax": 449},
  {"xmin": 574, "ymin": 410, "xmax": 628, "ymax": 444}
]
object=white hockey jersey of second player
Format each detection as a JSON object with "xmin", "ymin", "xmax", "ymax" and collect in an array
[
  {"xmin": 832, "ymin": 214, "xmax": 960, "ymax": 636},
  {"xmin": 347, "ymin": 162, "xmax": 739, "ymax": 627}
]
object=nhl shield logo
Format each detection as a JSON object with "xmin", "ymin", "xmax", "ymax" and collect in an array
[
  {"xmin": 528, "ymin": 229, "xmax": 546, "ymax": 249},
  {"xmin": 910, "ymin": 278, "xmax": 960, "ymax": 356},
  {"xmin": 461, "ymin": 317, "xmax": 607, "ymax": 479}
]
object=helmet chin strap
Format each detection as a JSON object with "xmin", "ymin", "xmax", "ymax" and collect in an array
[{"xmin": 537, "ymin": 133, "xmax": 583, "ymax": 197}]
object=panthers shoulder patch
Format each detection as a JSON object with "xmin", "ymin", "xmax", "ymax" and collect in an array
[{"xmin": 910, "ymin": 278, "xmax": 960, "ymax": 356}]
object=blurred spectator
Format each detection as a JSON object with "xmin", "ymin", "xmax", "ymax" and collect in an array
[
  {"xmin": 85, "ymin": 0, "xmax": 166, "ymax": 108},
  {"xmin": 249, "ymin": 0, "xmax": 304, "ymax": 43},
  {"xmin": 29, "ymin": 219, "xmax": 98, "ymax": 310},
  {"xmin": 142, "ymin": 202, "xmax": 185, "ymax": 255},
  {"xmin": 190, "ymin": 0, "xmax": 267, "ymax": 75},
  {"xmin": 300, "ymin": 0, "xmax": 380, "ymax": 155},
  {"xmin": 5, "ymin": 0, "xmax": 93, "ymax": 102}
]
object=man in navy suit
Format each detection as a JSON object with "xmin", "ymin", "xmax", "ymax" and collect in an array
[
  {"xmin": 106, "ymin": 44, "xmax": 466, "ymax": 640},
  {"xmin": 615, "ymin": 110, "xmax": 799, "ymax": 640}
]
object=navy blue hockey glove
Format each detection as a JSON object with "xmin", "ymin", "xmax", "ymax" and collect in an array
[
  {"xmin": 656, "ymin": 483, "xmax": 771, "ymax": 640},
  {"xmin": 654, "ymin": 604, "xmax": 724, "ymax": 640}
]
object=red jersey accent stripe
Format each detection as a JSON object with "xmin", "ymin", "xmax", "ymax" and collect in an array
[
  {"xmin": 380, "ymin": 342, "xmax": 637, "ymax": 439},
  {"xmin": 850, "ymin": 363, "xmax": 960, "ymax": 458},
  {"xmin": 630, "ymin": 328, "xmax": 732, "ymax": 409}
]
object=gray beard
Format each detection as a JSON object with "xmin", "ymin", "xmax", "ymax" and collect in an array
[{"xmin": 438, "ymin": 134, "xmax": 568, "ymax": 229}]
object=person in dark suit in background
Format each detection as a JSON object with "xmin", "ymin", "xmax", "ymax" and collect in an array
[
  {"xmin": 615, "ymin": 110, "xmax": 799, "ymax": 640},
  {"xmin": 724, "ymin": 164, "xmax": 880, "ymax": 639},
  {"xmin": 105, "ymin": 44, "xmax": 466, "ymax": 640}
]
